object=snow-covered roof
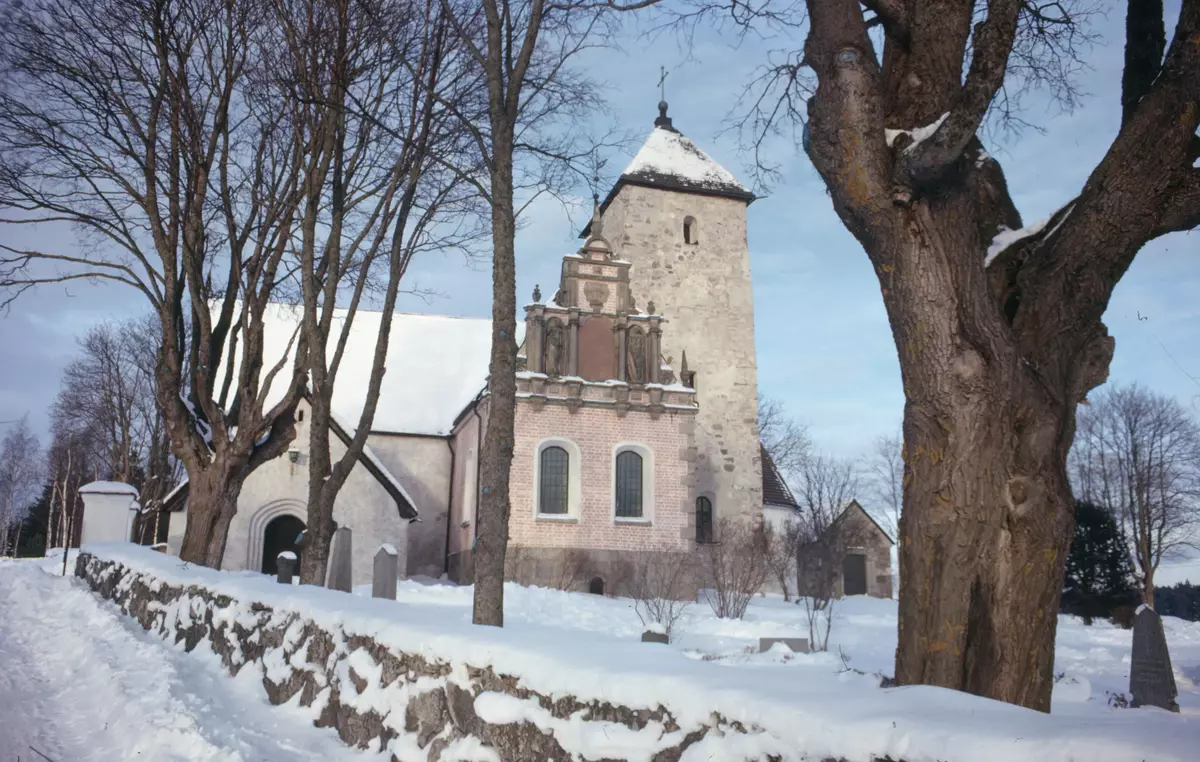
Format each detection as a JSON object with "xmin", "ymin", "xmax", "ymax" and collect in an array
[
  {"xmin": 243, "ymin": 304, "xmax": 523, "ymax": 436},
  {"xmin": 79, "ymin": 481, "xmax": 139, "ymax": 496},
  {"xmin": 582, "ymin": 105, "xmax": 753, "ymax": 237},
  {"xmin": 620, "ymin": 126, "xmax": 752, "ymax": 200}
]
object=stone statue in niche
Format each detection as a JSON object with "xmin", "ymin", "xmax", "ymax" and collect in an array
[
  {"xmin": 544, "ymin": 320, "xmax": 567, "ymax": 377},
  {"xmin": 627, "ymin": 329, "xmax": 648, "ymax": 384}
]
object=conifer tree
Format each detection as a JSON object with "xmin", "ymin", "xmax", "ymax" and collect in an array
[{"xmin": 1061, "ymin": 501, "xmax": 1136, "ymax": 624}]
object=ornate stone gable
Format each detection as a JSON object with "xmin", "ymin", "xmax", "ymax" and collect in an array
[{"xmin": 518, "ymin": 204, "xmax": 696, "ymax": 418}]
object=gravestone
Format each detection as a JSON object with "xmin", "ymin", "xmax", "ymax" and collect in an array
[
  {"xmin": 1129, "ymin": 605, "xmax": 1179, "ymax": 712},
  {"xmin": 326, "ymin": 527, "xmax": 353, "ymax": 593},
  {"xmin": 372, "ymin": 544, "xmax": 398, "ymax": 599},
  {"xmin": 759, "ymin": 637, "xmax": 810, "ymax": 654},
  {"xmin": 276, "ymin": 551, "xmax": 296, "ymax": 585},
  {"xmin": 641, "ymin": 630, "xmax": 669, "ymax": 644}
]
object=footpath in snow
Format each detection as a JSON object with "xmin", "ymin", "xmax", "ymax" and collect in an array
[{"xmin": 0, "ymin": 556, "xmax": 382, "ymax": 762}]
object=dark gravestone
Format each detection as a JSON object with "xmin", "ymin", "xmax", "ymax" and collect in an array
[
  {"xmin": 372, "ymin": 544, "xmax": 398, "ymax": 600},
  {"xmin": 1129, "ymin": 605, "xmax": 1179, "ymax": 712},
  {"xmin": 326, "ymin": 527, "xmax": 353, "ymax": 593},
  {"xmin": 276, "ymin": 551, "xmax": 296, "ymax": 584},
  {"xmin": 641, "ymin": 630, "xmax": 669, "ymax": 644}
]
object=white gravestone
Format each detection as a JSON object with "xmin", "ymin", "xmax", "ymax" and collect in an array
[{"xmin": 79, "ymin": 481, "xmax": 139, "ymax": 544}]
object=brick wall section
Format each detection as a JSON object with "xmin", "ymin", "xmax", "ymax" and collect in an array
[{"xmin": 508, "ymin": 400, "xmax": 694, "ymax": 553}]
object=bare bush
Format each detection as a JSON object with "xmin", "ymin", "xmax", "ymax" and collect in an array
[
  {"xmin": 629, "ymin": 549, "xmax": 695, "ymax": 641},
  {"xmin": 550, "ymin": 549, "xmax": 588, "ymax": 592},
  {"xmin": 699, "ymin": 519, "xmax": 770, "ymax": 619}
]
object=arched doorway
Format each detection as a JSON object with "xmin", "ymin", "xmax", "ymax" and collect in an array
[
  {"xmin": 588, "ymin": 577, "xmax": 604, "ymax": 595},
  {"xmin": 261, "ymin": 514, "xmax": 305, "ymax": 575}
]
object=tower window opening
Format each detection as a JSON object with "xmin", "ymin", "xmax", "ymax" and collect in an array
[{"xmin": 683, "ymin": 216, "xmax": 696, "ymax": 244}]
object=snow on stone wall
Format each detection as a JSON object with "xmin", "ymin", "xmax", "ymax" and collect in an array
[{"xmin": 75, "ymin": 548, "xmax": 887, "ymax": 762}]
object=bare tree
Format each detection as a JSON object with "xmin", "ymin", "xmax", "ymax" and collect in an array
[
  {"xmin": 439, "ymin": 0, "xmax": 649, "ymax": 626},
  {"xmin": 0, "ymin": 0, "xmax": 314, "ymax": 568},
  {"xmin": 759, "ymin": 395, "xmax": 812, "ymax": 480},
  {"xmin": 261, "ymin": 0, "xmax": 485, "ymax": 585},
  {"xmin": 654, "ymin": 0, "xmax": 1200, "ymax": 710},
  {"xmin": 698, "ymin": 518, "xmax": 770, "ymax": 618},
  {"xmin": 1071, "ymin": 384, "xmax": 1200, "ymax": 607},
  {"xmin": 760, "ymin": 519, "xmax": 802, "ymax": 601},
  {"xmin": 629, "ymin": 549, "xmax": 695, "ymax": 641},
  {"xmin": 0, "ymin": 417, "xmax": 43, "ymax": 555},
  {"xmin": 793, "ymin": 454, "xmax": 860, "ymax": 527},
  {"xmin": 865, "ymin": 432, "xmax": 902, "ymax": 538}
]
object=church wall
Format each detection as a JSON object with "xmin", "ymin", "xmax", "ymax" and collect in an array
[
  {"xmin": 508, "ymin": 401, "xmax": 694, "ymax": 555},
  {"xmin": 220, "ymin": 401, "xmax": 409, "ymax": 587},
  {"xmin": 446, "ymin": 402, "xmax": 485, "ymax": 583},
  {"xmin": 364, "ymin": 433, "xmax": 452, "ymax": 579},
  {"xmin": 601, "ymin": 185, "xmax": 763, "ymax": 523}
]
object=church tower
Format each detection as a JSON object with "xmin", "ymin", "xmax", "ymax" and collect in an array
[{"xmin": 586, "ymin": 101, "xmax": 762, "ymax": 526}]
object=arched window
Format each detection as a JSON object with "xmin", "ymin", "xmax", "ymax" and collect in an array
[
  {"xmin": 696, "ymin": 496, "xmax": 713, "ymax": 544},
  {"xmin": 538, "ymin": 446, "xmax": 569, "ymax": 515},
  {"xmin": 683, "ymin": 216, "xmax": 696, "ymax": 244},
  {"xmin": 615, "ymin": 450, "xmax": 643, "ymax": 518},
  {"xmin": 588, "ymin": 577, "xmax": 605, "ymax": 595}
]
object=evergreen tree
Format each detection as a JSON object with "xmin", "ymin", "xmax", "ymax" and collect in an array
[{"xmin": 1062, "ymin": 501, "xmax": 1137, "ymax": 624}]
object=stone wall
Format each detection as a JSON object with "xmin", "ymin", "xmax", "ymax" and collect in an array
[
  {"xmin": 75, "ymin": 551, "xmax": 888, "ymax": 762},
  {"xmin": 600, "ymin": 185, "xmax": 763, "ymax": 523}
]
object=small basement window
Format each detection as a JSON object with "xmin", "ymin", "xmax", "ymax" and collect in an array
[{"xmin": 683, "ymin": 216, "xmax": 696, "ymax": 244}]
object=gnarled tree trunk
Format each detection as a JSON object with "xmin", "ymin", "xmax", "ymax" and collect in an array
[
  {"xmin": 178, "ymin": 466, "xmax": 247, "ymax": 569},
  {"xmin": 801, "ymin": 0, "xmax": 1200, "ymax": 710}
]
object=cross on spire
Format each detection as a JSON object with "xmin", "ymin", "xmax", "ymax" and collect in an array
[
  {"xmin": 654, "ymin": 66, "xmax": 676, "ymax": 132},
  {"xmin": 658, "ymin": 66, "xmax": 669, "ymax": 102}
]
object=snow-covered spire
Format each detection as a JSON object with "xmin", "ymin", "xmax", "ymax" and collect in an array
[{"xmin": 618, "ymin": 113, "xmax": 753, "ymax": 203}]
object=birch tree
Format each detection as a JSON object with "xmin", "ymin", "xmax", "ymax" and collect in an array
[{"xmin": 0, "ymin": 417, "xmax": 42, "ymax": 556}]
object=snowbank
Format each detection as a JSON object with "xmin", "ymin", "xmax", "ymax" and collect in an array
[{"xmin": 71, "ymin": 543, "xmax": 1198, "ymax": 762}]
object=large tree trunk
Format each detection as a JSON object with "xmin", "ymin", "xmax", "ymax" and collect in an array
[
  {"xmin": 885, "ymin": 200, "xmax": 1082, "ymax": 712},
  {"xmin": 178, "ymin": 468, "xmax": 244, "ymax": 569}
]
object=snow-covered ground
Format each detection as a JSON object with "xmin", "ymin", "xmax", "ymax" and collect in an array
[
  {"xmin": 3, "ymin": 547, "xmax": 1200, "ymax": 761},
  {"xmin": 370, "ymin": 573, "xmax": 1200, "ymax": 720},
  {"xmin": 0, "ymin": 553, "xmax": 383, "ymax": 762}
]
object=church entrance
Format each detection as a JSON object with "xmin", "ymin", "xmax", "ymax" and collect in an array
[
  {"xmin": 842, "ymin": 554, "xmax": 867, "ymax": 596},
  {"xmin": 261, "ymin": 514, "xmax": 305, "ymax": 575}
]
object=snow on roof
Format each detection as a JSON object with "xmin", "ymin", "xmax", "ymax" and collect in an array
[
  {"xmin": 79, "ymin": 481, "xmax": 139, "ymax": 496},
  {"xmin": 237, "ymin": 304, "xmax": 524, "ymax": 437},
  {"xmin": 619, "ymin": 126, "xmax": 752, "ymax": 200}
]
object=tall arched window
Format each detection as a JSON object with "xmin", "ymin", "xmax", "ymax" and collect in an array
[
  {"xmin": 615, "ymin": 450, "xmax": 643, "ymax": 518},
  {"xmin": 539, "ymin": 446, "xmax": 569, "ymax": 515},
  {"xmin": 683, "ymin": 215, "xmax": 697, "ymax": 244},
  {"xmin": 696, "ymin": 496, "xmax": 713, "ymax": 544}
]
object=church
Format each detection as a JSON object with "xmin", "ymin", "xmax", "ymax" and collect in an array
[{"xmin": 162, "ymin": 102, "xmax": 783, "ymax": 590}]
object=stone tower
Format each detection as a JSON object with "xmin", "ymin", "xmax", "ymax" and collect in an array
[{"xmin": 586, "ymin": 101, "xmax": 762, "ymax": 525}]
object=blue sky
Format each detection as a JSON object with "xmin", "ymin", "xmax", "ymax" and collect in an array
[{"xmin": 2, "ymin": 4, "xmax": 1197, "ymax": 459}]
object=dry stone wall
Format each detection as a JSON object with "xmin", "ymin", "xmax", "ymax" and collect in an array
[{"xmin": 75, "ymin": 552, "xmax": 891, "ymax": 762}]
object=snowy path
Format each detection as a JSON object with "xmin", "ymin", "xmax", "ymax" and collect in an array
[{"xmin": 0, "ymin": 561, "xmax": 380, "ymax": 762}]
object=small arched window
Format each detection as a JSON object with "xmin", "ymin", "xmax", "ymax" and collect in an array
[
  {"xmin": 539, "ymin": 446, "xmax": 569, "ymax": 515},
  {"xmin": 683, "ymin": 216, "xmax": 696, "ymax": 244},
  {"xmin": 614, "ymin": 450, "xmax": 643, "ymax": 518},
  {"xmin": 696, "ymin": 496, "xmax": 713, "ymax": 544}
]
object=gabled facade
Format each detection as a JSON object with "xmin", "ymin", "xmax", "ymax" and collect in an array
[{"xmin": 797, "ymin": 499, "xmax": 895, "ymax": 600}]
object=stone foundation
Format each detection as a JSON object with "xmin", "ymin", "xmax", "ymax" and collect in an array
[
  {"xmin": 504, "ymin": 546, "xmax": 697, "ymax": 598},
  {"xmin": 75, "ymin": 551, "xmax": 894, "ymax": 762}
]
